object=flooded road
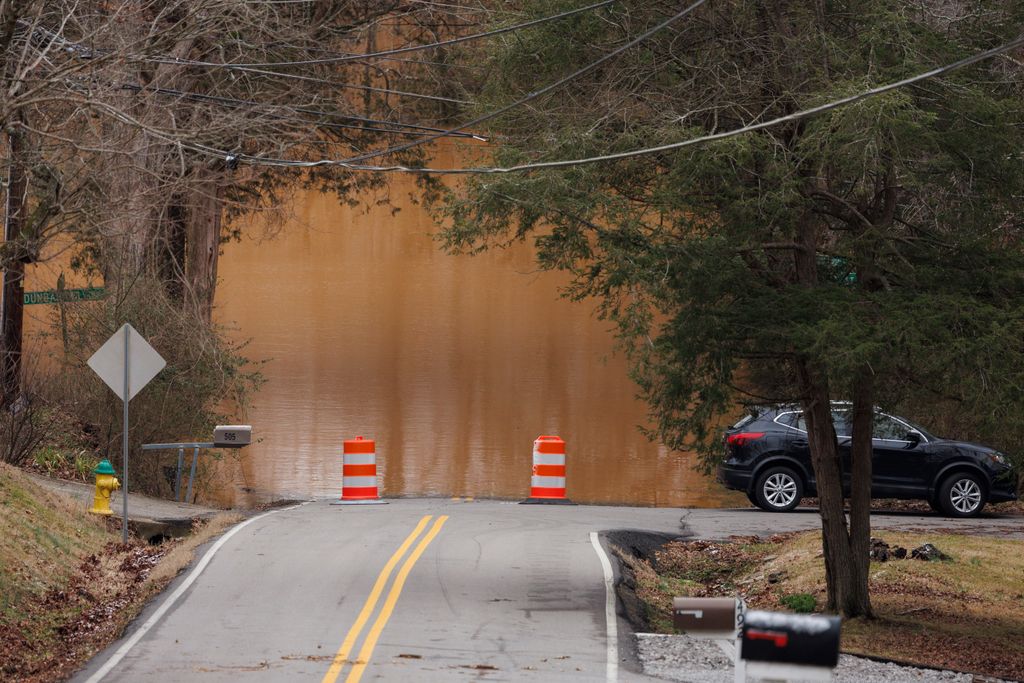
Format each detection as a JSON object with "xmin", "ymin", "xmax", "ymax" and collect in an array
[{"xmin": 212, "ymin": 183, "xmax": 738, "ymax": 508}]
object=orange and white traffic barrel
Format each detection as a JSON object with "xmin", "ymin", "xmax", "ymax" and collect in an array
[
  {"xmin": 333, "ymin": 436, "xmax": 386, "ymax": 505},
  {"xmin": 521, "ymin": 435, "xmax": 575, "ymax": 505}
]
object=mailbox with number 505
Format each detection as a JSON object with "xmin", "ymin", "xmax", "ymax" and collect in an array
[{"xmin": 214, "ymin": 425, "xmax": 252, "ymax": 448}]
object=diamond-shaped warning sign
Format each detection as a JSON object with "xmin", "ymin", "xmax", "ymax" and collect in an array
[{"xmin": 87, "ymin": 324, "xmax": 166, "ymax": 402}]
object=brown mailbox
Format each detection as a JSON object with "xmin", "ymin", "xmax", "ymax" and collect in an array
[{"xmin": 672, "ymin": 597, "xmax": 741, "ymax": 638}]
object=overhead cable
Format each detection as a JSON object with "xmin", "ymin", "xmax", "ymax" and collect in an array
[
  {"xmin": 165, "ymin": 32, "xmax": 1024, "ymax": 174},
  {"xmin": 337, "ymin": 0, "xmax": 707, "ymax": 164},
  {"xmin": 118, "ymin": 82, "xmax": 485, "ymax": 139},
  {"xmin": 149, "ymin": 0, "xmax": 616, "ymax": 68},
  {"xmin": 21, "ymin": 19, "xmax": 474, "ymax": 105},
  {"xmin": 403, "ymin": 0, "xmax": 505, "ymax": 12},
  {"xmin": 214, "ymin": 65, "xmax": 474, "ymax": 104}
]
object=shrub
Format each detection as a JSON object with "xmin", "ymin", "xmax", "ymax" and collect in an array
[
  {"xmin": 36, "ymin": 277, "xmax": 262, "ymax": 498},
  {"xmin": 779, "ymin": 592, "xmax": 817, "ymax": 613},
  {"xmin": 0, "ymin": 362, "xmax": 62, "ymax": 467}
]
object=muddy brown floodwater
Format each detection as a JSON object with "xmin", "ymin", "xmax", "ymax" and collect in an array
[{"xmin": 211, "ymin": 181, "xmax": 740, "ymax": 509}]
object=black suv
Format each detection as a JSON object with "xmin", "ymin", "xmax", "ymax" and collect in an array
[{"xmin": 718, "ymin": 404, "xmax": 1017, "ymax": 517}]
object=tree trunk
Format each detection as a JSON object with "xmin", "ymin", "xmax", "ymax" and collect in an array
[
  {"xmin": 1, "ymin": 118, "xmax": 28, "ymax": 407},
  {"xmin": 185, "ymin": 175, "xmax": 222, "ymax": 322},
  {"xmin": 796, "ymin": 360, "xmax": 857, "ymax": 613},
  {"xmin": 106, "ymin": 33, "xmax": 198, "ymax": 286},
  {"xmin": 847, "ymin": 368, "xmax": 875, "ymax": 617},
  {"xmin": 159, "ymin": 196, "xmax": 187, "ymax": 303},
  {"xmin": 792, "ymin": 210, "xmax": 872, "ymax": 617}
]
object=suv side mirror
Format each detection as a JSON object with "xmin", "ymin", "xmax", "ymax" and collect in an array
[{"xmin": 904, "ymin": 430, "xmax": 922, "ymax": 448}]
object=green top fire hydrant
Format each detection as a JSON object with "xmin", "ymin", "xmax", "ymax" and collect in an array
[{"xmin": 89, "ymin": 459, "xmax": 120, "ymax": 516}]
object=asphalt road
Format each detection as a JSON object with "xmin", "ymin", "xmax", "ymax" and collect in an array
[{"xmin": 71, "ymin": 500, "xmax": 1023, "ymax": 682}]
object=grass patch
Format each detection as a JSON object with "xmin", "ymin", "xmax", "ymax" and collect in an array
[
  {"xmin": 630, "ymin": 530, "xmax": 1024, "ymax": 680},
  {"xmin": 0, "ymin": 463, "xmax": 111, "ymax": 613},
  {"xmin": 0, "ymin": 462, "xmax": 243, "ymax": 681},
  {"xmin": 31, "ymin": 445, "xmax": 99, "ymax": 481},
  {"xmin": 779, "ymin": 592, "xmax": 816, "ymax": 613}
]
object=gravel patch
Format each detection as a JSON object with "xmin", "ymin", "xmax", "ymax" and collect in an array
[{"xmin": 636, "ymin": 633, "xmax": 1004, "ymax": 682}]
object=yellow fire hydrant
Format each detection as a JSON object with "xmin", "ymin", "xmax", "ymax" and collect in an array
[{"xmin": 89, "ymin": 459, "xmax": 120, "ymax": 516}]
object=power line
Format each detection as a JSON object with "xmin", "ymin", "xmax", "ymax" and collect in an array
[
  {"xmin": 337, "ymin": 0, "xmax": 707, "ymax": 165},
  {"xmin": 186, "ymin": 49, "xmax": 488, "ymax": 70},
  {"xmin": 150, "ymin": 0, "xmax": 615, "ymax": 69},
  {"xmin": 403, "ymin": 0, "xmax": 508, "ymax": 13},
  {"xmin": 117, "ymin": 82, "xmax": 486, "ymax": 139},
  {"xmin": 20, "ymin": 19, "xmax": 475, "ymax": 105},
  {"xmin": 167, "ymin": 32, "xmax": 1024, "ymax": 175},
  {"xmin": 213, "ymin": 65, "xmax": 475, "ymax": 105},
  {"xmin": 22, "ymin": 19, "xmax": 477, "ymax": 143},
  {"xmin": 126, "ymin": 88, "xmax": 446, "ymax": 140}
]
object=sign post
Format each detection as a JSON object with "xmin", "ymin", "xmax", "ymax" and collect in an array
[
  {"xmin": 121, "ymin": 327, "xmax": 129, "ymax": 541},
  {"xmin": 87, "ymin": 324, "xmax": 166, "ymax": 542}
]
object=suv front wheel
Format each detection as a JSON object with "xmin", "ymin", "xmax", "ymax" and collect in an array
[
  {"xmin": 753, "ymin": 466, "xmax": 803, "ymax": 512},
  {"xmin": 937, "ymin": 472, "xmax": 987, "ymax": 518}
]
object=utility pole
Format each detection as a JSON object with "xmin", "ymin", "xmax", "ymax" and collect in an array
[{"xmin": 1, "ymin": 114, "xmax": 27, "ymax": 408}]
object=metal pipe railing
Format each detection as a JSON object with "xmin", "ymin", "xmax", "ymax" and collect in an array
[{"xmin": 141, "ymin": 442, "xmax": 216, "ymax": 503}]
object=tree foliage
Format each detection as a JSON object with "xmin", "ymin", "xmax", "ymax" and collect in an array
[
  {"xmin": 436, "ymin": 0, "xmax": 1024, "ymax": 615},
  {"xmin": 2, "ymin": 0, "xmax": 457, "ymax": 310},
  {"xmin": 39, "ymin": 277, "xmax": 264, "ymax": 497},
  {"xmin": 0, "ymin": 1, "xmax": 463, "ymax": 476}
]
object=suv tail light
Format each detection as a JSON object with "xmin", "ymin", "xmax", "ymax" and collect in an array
[{"xmin": 726, "ymin": 432, "xmax": 765, "ymax": 447}]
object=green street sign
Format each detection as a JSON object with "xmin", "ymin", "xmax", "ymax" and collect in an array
[{"xmin": 24, "ymin": 287, "xmax": 106, "ymax": 305}]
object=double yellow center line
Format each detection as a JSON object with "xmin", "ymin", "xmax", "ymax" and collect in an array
[{"xmin": 322, "ymin": 515, "xmax": 449, "ymax": 683}]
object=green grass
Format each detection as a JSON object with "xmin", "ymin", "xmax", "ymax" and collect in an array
[
  {"xmin": 0, "ymin": 463, "xmax": 111, "ymax": 618},
  {"xmin": 32, "ymin": 445, "xmax": 101, "ymax": 480},
  {"xmin": 635, "ymin": 530, "xmax": 1024, "ymax": 681},
  {"xmin": 0, "ymin": 461, "xmax": 247, "ymax": 681},
  {"xmin": 779, "ymin": 592, "xmax": 816, "ymax": 613}
]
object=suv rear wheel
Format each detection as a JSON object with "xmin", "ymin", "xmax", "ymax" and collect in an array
[
  {"xmin": 937, "ymin": 472, "xmax": 987, "ymax": 518},
  {"xmin": 753, "ymin": 466, "xmax": 803, "ymax": 512}
]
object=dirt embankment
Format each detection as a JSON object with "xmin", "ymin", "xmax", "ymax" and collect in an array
[
  {"xmin": 0, "ymin": 463, "xmax": 240, "ymax": 682},
  {"xmin": 611, "ymin": 528, "xmax": 1024, "ymax": 681}
]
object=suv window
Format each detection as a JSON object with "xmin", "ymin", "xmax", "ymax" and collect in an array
[
  {"xmin": 873, "ymin": 413, "xmax": 910, "ymax": 440},
  {"xmin": 787, "ymin": 410, "xmax": 851, "ymax": 437},
  {"xmin": 731, "ymin": 413, "xmax": 756, "ymax": 430},
  {"xmin": 775, "ymin": 412, "xmax": 800, "ymax": 428},
  {"xmin": 830, "ymin": 409, "xmax": 852, "ymax": 438}
]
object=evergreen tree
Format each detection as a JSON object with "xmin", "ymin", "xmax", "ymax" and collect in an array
[{"xmin": 436, "ymin": 1, "xmax": 1024, "ymax": 617}]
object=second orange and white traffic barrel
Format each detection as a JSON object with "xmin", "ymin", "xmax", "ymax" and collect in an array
[
  {"xmin": 333, "ymin": 436, "xmax": 387, "ymax": 505},
  {"xmin": 521, "ymin": 435, "xmax": 575, "ymax": 505}
]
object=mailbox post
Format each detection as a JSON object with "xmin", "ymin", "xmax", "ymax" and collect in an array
[
  {"xmin": 741, "ymin": 610, "xmax": 841, "ymax": 682},
  {"xmin": 142, "ymin": 425, "xmax": 252, "ymax": 502}
]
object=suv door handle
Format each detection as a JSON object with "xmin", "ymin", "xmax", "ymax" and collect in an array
[{"xmin": 792, "ymin": 439, "xmax": 808, "ymax": 448}]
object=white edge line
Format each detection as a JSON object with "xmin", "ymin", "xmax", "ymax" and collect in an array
[
  {"xmin": 84, "ymin": 503, "xmax": 307, "ymax": 682},
  {"xmin": 590, "ymin": 531, "xmax": 618, "ymax": 682}
]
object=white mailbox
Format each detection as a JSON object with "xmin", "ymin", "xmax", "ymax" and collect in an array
[{"xmin": 214, "ymin": 425, "xmax": 251, "ymax": 448}]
